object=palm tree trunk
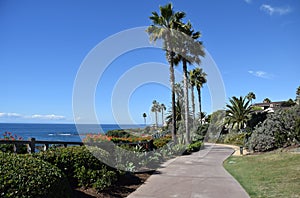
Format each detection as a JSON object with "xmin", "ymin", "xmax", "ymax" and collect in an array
[
  {"xmin": 191, "ymin": 85, "xmax": 195, "ymax": 122},
  {"xmin": 197, "ymin": 86, "xmax": 202, "ymax": 124},
  {"xmin": 169, "ymin": 51, "xmax": 177, "ymax": 143},
  {"xmin": 183, "ymin": 59, "xmax": 190, "ymax": 143}
]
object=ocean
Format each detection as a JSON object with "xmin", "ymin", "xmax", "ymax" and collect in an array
[{"xmin": 0, "ymin": 123, "xmax": 145, "ymax": 142}]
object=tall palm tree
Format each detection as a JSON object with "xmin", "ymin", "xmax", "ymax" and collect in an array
[
  {"xmin": 190, "ymin": 68, "xmax": 207, "ymax": 124},
  {"xmin": 160, "ymin": 103, "xmax": 166, "ymax": 126},
  {"xmin": 142, "ymin": 113, "xmax": 147, "ymax": 125},
  {"xmin": 189, "ymin": 71, "xmax": 196, "ymax": 121},
  {"xmin": 174, "ymin": 22, "xmax": 205, "ymax": 143},
  {"xmin": 296, "ymin": 86, "xmax": 300, "ymax": 105},
  {"xmin": 174, "ymin": 82, "xmax": 185, "ymax": 122},
  {"xmin": 147, "ymin": 3, "xmax": 185, "ymax": 142},
  {"xmin": 151, "ymin": 100, "xmax": 161, "ymax": 127},
  {"xmin": 246, "ymin": 92, "xmax": 256, "ymax": 105},
  {"xmin": 226, "ymin": 96, "xmax": 252, "ymax": 130}
]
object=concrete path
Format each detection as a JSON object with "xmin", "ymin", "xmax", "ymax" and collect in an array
[{"xmin": 127, "ymin": 143, "xmax": 250, "ymax": 198}]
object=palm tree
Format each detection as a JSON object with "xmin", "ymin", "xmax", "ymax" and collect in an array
[
  {"xmin": 263, "ymin": 98, "xmax": 271, "ymax": 103},
  {"xmin": 147, "ymin": 3, "xmax": 185, "ymax": 142},
  {"xmin": 246, "ymin": 92, "xmax": 256, "ymax": 105},
  {"xmin": 174, "ymin": 82, "xmax": 184, "ymax": 119},
  {"xmin": 296, "ymin": 86, "xmax": 300, "ymax": 105},
  {"xmin": 160, "ymin": 104, "xmax": 166, "ymax": 126},
  {"xmin": 166, "ymin": 100, "xmax": 183, "ymax": 126},
  {"xmin": 226, "ymin": 96, "xmax": 252, "ymax": 130},
  {"xmin": 190, "ymin": 68, "xmax": 207, "ymax": 123},
  {"xmin": 151, "ymin": 100, "xmax": 161, "ymax": 127},
  {"xmin": 189, "ymin": 71, "xmax": 196, "ymax": 121},
  {"xmin": 174, "ymin": 22, "xmax": 205, "ymax": 143},
  {"xmin": 142, "ymin": 113, "xmax": 147, "ymax": 125}
]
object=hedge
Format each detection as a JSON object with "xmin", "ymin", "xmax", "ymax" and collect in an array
[
  {"xmin": 33, "ymin": 146, "xmax": 117, "ymax": 191},
  {"xmin": 0, "ymin": 152, "xmax": 71, "ymax": 198}
]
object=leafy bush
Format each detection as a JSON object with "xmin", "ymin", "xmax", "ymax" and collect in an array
[
  {"xmin": 186, "ymin": 141, "xmax": 202, "ymax": 153},
  {"xmin": 106, "ymin": 129, "xmax": 131, "ymax": 138},
  {"xmin": 247, "ymin": 105, "xmax": 300, "ymax": 152},
  {"xmin": 224, "ymin": 132, "xmax": 246, "ymax": 146},
  {"xmin": 0, "ymin": 152, "xmax": 71, "ymax": 198},
  {"xmin": 33, "ymin": 146, "xmax": 116, "ymax": 190}
]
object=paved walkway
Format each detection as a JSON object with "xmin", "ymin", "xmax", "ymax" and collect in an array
[{"xmin": 127, "ymin": 143, "xmax": 250, "ymax": 198}]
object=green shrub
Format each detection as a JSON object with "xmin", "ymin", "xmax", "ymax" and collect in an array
[
  {"xmin": 106, "ymin": 129, "xmax": 131, "ymax": 138},
  {"xmin": 33, "ymin": 146, "xmax": 116, "ymax": 190},
  {"xmin": 74, "ymin": 165, "xmax": 117, "ymax": 191},
  {"xmin": 224, "ymin": 133, "xmax": 246, "ymax": 146},
  {"xmin": 186, "ymin": 141, "xmax": 202, "ymax": 153},
  {"xmin": 0, "ymin": 152, "xmax": 71, "ymax": 198},
  {"xmin": 247, "ymin": 105, "xmax": 300, "ymax": 152}
]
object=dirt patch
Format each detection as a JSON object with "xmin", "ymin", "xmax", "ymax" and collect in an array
[{"xmin": 72, "ymin": 171, "xmax": 153, "ymax": 198}]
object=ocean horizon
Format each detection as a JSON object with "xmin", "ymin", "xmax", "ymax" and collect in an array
[{"xmin": 0, "ymin": 123, "xmax": 146, "ymax": 142}]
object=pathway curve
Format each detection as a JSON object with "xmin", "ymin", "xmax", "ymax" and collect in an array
[{"xmin": 127, "ymin": 143, "xmax": 250, "ymax": 198}]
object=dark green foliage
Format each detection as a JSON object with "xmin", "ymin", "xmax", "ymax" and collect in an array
[
  {"xmin": 247, "ymin": 111, "xmax": 268, "ymax": 130},
  {"xmin": 247, "ymin": 105, "xmax": 300, "ymax": 152},
  {"xmin": 194, "ymin": 123, "xmax": 209, "ymax": 137},
  {"xmin": 0, "ymin": 144, "xmax": 27, "ymax": 154},
  {"xmin": 186, "ymin": 141, "xmax": 202, "ymax": 153},
  {"xmin": 74, "ymin": 165, "xmax": 117, "ymax": 191},
  {"xmin": 226, "ymin": 96, "xmax": 252, "ymax": 130},
  {"xmin": 281, "ymin": 99, "xmax": 296, "ymax": 107},
  {"xmin": 295, "ymin": 118, "xmax": 300, "ymax": 142},
  {"xmin": 33, "ymin": 146, "xmax": 116, "ymax": 190},
  {"xmin": 106, "ymin": 129, "xmax": 131, "ymax": 138},
  {"xmin": 0, "ymin": 152, "xmax": 71, "ymax": 198}
]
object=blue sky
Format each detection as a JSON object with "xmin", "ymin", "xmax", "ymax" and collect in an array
[{"xmin": 0, "ymin": 0, "xmax": 299, "ymax": 124}]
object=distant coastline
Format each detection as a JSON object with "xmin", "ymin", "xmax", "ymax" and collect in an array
[{"xmin": 0, "ymin": 123, "xmax": 146, "ymax": 142}]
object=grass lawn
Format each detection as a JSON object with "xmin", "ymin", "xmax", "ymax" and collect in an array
[{"xmin": 224, "ymin": 151, "xmax": 300, "ymax": 198}]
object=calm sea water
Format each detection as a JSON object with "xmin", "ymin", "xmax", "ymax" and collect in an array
[{"xmin": 0, "ymin": 123, "xmax": 145, "ymax": 142}]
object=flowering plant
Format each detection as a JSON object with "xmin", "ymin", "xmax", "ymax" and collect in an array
[
  {"xmin": 1, "ymin": 131, "xmax": 23, "ymax": 140},
  {"xmin": 0, "ymin": 132, "xmax": 26, "ymax": 153}
]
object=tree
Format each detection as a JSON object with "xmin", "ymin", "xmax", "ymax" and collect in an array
[
  {"xmin": 151, "ymin": 100, "xmax": 161, "ymax": 127},
  {"xmin": 147, "ymin": 3, "xmax": 185, "ymax": 142},
  {"xmin": 263, "ymin": 98, "xmax": 271, "ymax": 103},
  {"xmin": 189, "ymin": 71, "xmax": 196, "ymax": 121},
  {"xmin": 166, "ymin": 99, "xmax": 183, "ymax": 126},
  {"xmin": 246, "ymin": 92, "xmax": 256, "ymax": 105},
  {"xmin": 174, "ymin": 22, "xmax": 205, "ymax": 143},
  {"xmin": 160, "ymin": 104, "xmax": 166, "ymax": 126},
  {"xmin": 226, "ymin": 96, "xmax": 252, "ymax": 130},
  {"xmin": 190, "ymin": 68, "xmax": 207, "ymax": 124},
  {"xmin": 174, "ymin": 82, "xmax": 184, "ymax": 120},
  {"xmin": 142, "ymin": 113, "xmax": 147, "ymax": 125},
  {"xmin": 296, "ymin": 86, "xmax": 300, "ymax": 105}
]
